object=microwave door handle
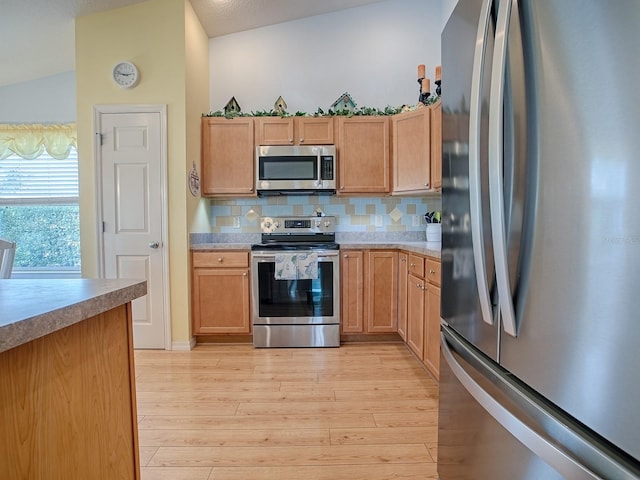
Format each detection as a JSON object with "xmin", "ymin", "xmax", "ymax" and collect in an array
[{"xmin": 317, "ymin": 150, "xmax": 323, "ymax": 187}]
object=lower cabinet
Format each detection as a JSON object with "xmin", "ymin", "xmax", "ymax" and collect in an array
[
  {"xmin": 397, "ymin": 252, "xmax": 408, "ymax": 340},
  {"xmin": 340, "ymin": 249, "xmax": 398, "ymax": 334},
  {"xmin": 401, "ymin": 251, "xmax": 441, "ymax": 380},
  {"xmin": 192, "ymin": 251, "xmax": 251, "ymax": 334}
]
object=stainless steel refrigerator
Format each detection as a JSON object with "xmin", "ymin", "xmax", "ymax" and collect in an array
[{"xmin": 439, "ymin": 1, "xmax": 640, "ymax": 478}]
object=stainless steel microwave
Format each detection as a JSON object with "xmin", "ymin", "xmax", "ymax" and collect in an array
[{"xmin": 255, "ymin": 145, "xmax": 336, "ymax": 195}]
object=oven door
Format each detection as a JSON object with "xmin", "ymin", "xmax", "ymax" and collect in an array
[{"xmin": 251, "ymin": 250, "xmax": 340, "ymax": 325}]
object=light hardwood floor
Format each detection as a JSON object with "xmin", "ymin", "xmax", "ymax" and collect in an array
[{"xmin": 135, "ymin": 342, "xmax": 439, "ymax": 480}]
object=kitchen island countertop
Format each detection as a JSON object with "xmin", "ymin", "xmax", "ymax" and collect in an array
[{"xmin": 0, "ymin": 278, "xmax": 147, "ymax": 353}]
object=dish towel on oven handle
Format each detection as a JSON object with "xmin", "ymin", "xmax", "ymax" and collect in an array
[
  {"xmin": 296, "ymin": 252, "xmax": 318, "ymax": 279},
  {"xmin": 274, "ymin": 252, "xmax": 318, "ymax": 280}
]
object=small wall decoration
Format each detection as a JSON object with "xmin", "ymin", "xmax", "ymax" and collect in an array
[
  {"xmin": 188, "ymin": 161, "xmax": 200, "ymax": 197},
  {"xmin": 331, "ymin": 92, "xmax": 356, "ymax": 113},
  {"xmin": 274, "ymin": 96, "xmax": 288, "ymax": 115},
  {"xmin": 224, "ymin": 96, "xmax": 241, "ymax": 115}
]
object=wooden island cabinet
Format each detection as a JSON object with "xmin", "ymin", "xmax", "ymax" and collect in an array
[{"xmin": 0, "ymin": 279, "xmax": 146, "ymax": 480}]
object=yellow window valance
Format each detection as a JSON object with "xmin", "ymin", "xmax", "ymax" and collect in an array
[{"xmin": 0, "ymin": 123, "xmax": 77, "ymax": 160}]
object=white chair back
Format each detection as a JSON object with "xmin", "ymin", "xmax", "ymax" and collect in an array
[{"xmin": 0, "ymin": 239, "xmax": 16, "ymax": 279}]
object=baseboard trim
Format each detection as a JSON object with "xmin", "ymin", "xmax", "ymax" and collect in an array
[{"xmin": 171, "ymin": 337, "xmax": 197, "ymax": 351}]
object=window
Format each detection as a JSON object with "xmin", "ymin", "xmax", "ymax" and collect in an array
[{"xmin": 0, "ymin": 124, "xmax": 80, "ymax": 278}]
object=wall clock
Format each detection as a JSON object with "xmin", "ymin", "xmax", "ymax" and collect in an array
[{"xmin": 112, "ymin": 61, "xmax": 139, "ymax": 89}]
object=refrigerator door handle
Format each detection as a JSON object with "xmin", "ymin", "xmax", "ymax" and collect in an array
[
  {"xmin": 468, "ymin": 0, "xmax": 494, "ymax": 327},
  {"xmin": 441, "ymin": 330, "xmax": 603, "ymax": 480},
  {"xmin": 488, "ymin": 0, "xmax": 517, "ymax": 337}
]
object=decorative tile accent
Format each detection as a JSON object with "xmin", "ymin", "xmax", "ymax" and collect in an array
[{"xmin": 389, "ymin": 207, "xmax": 403, "ymax": 223}]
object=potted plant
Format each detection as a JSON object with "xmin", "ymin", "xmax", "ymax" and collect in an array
[{"xmin": 424, "ymin": 210, "xmax": 441, "ymax": 242}]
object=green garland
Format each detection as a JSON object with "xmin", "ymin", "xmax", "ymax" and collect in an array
[{"xmin": 201, "ymin": 103, "xmax": 441, "ymax": 119}]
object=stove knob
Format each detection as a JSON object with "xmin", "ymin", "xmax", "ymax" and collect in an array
[
  {"xmin": 324, "ymin": 220, "xmax": 331, "ymax": 228},
  {"xmin": 273, "ymin": 221, "xmax": 280, "ymax": 228},
  {"xmin": 263, "ymin": 221, "xmax": 272, "ymax": 229}
]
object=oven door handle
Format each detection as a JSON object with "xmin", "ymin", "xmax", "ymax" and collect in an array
[{"xmin": 252, "ymin": 254, "xmax": 337, "ymax": 262}]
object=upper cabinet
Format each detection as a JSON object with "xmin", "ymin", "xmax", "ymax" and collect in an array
[
  {"xmin": 336, "ymin": 116, "xmax": 390, "ymax": 194},
  {"xmin": 430, "ymin": 100, "xmax": 442, "ymax": 190},
  {"xmin": 201, "ymin": 117, "xmax": 255, "ymax": 196},
  {"xmin": 391, "ymin": 102, "xmax": 442, "ymax": 194},
  {"xmin": 392, "ymin": 108, "xmax": 431, "ymax": 193},
  {"xmin": 256, "ymin": 117, "xmax": 334, "ymax": 145}
]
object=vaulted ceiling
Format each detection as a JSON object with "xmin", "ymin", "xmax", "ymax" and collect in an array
[{"xmin": 0, "ymin": 0, "xmax": 385, "ymax": 87}]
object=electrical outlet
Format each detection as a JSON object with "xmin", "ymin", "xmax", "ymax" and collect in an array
[
  {"xmin": 412, "ymin": 215, "xmax": 421, "ymax": 227},
  {"xmin": 374, "ymin": 215, "xmax": 383, "ymax": 227},
  {"xmin": 233, "ymin": 216, "xmax": 241, "ymax": 229}
]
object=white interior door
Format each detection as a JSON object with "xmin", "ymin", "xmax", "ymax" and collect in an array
[{"xmin": 97, "ymin": 107, "xmax": 169, "ymax": 349}]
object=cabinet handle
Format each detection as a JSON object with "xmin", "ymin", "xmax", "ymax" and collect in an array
[
  {"xmin": 217, "ymin": 257, "xmax": 223, "ymax": 262},
  {"xmin": 343, "ymin": 254, "xmax": 348, "ymax": 258},
  {"xmin": 249, "ymin": 187, "xmax": 253, "ymax": 191},
  {"xmin": 300, "ymin": 138, "xmax": 304, "ymax": 143},
  {"xmin": 243, "ymin": 272, "xmax": 247, "ymax": 276},
  {"xmin": 401, "ymin": 258, "xmax": 406, "ymax": 262},
  {"xmin": 289, "ymin": 139, "xmax": 293, "ymax": 143},
  {"xmin": 410, "ymin": 263, "xmax": 416, "ymax": 268},
  {"xmin": 429, "ymin": 269, "xmax": 436, "ymax": 274}
]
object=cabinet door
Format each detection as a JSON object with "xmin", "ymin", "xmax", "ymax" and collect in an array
[
  {"xmin": 337, "ymin": 116, "xmax": 390, "ymax": 194},
  {"xmin": 424, "ymin": 283, "xmax": 441, "ymax": 380},
  {"xmin": 430, "ymin": 101, "xmax": 442, "ymax": 190},
  {"xmin": 392, "ymin": 108, "xmax": 431, "ymax": 193},
  {"xmin": 340, "ymin": 251, "xmax": 364, "ymax": 333},
  {"xmin": 255, "ymin": 117, "xmax": 294, "ymax": 145},
  {"xmin": 406, "ymin": 273, "xmax": 425, "ymax": 357},
  {"xmin": 296, "ymin": 117, "xmax": 334, "ymax": 145},
  {"xmin": 397, "ymin": 252, "xmax": 408, "ymax": 341},
  {"xmin": 201, "ymin": 117, "xmax": 255, "ymax": 196},
  {"xmin": 365, "ymin": 251, "xmax": 398, "ymax": 333},
  {"xmin": 192, "ymin": 268, "xmax": 250, "ymax": 334}
]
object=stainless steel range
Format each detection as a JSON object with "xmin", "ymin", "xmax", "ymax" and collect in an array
[{"xmin": 251, "ymin": 216, "xmax": 340, "ymax": 348}]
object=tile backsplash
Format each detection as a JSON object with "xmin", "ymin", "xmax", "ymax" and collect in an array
[{"xmin": 207, "ymin": 195, "xmax": 441, "ymax": 233}]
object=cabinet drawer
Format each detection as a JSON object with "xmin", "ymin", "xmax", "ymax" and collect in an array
[
  {"xmin": 408, "ymin": 254, "xmax": 425, "ymax": 278},
  {"xmin": 193, "ymin": 251, "xmax": 249, "ymax": 268},
  {"xmin": 425, "ymin": 258, "xmax": 441, "ymax": 286}
]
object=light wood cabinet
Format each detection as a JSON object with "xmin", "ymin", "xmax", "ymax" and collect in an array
[
  {"xmin": 340, "ymin": 250, "xmax": 364, "ymax": 333},
  {"xmin": 255, "ymin": 117, "xmax": 334, "ymax": 145},
  {"xmin": 406, "ymin": 272, "xmax": 425, "ymax": 357},
  {"xmin": 337, "ymin": 116, "xmax": 390, "ymax": 194},
  {"xmin": 423, "ymin": 256, "xmax": 441, "ymax": 379},
  {"xmin": 392, "ymin": 108, "xmax": 431, "ymax": 193},
  {"xmin": 430, "ymin": 100, "xmax": 442, "ymax": 190},
  {"xmin": 401, "ymin": 251, "xmax": 441, "ymax": 380},
  {"xmin": 365, "ymin": 250, "xmax": 398, "ymax": 333},
  {"xmin": 391, "ymin": 101, "xmax": 442, "ymax": 194},
  {"xmin": 192, "ymin": 251, "xmax": 251, "ymax": 334},
  {"xmin": 341, "ymin": 249, "xmax": 397, "ymax": 334},
  {"xmin": 201, "ymin": 117, "xmax": 255, "ymax": 196},
  {"xmin": 0, "ymin": 303, "xmax": 140, "ymax": 479},
  {"xmin": 397, "ymin": 252, "xmax": 408, "ymax": 341},
  {"xmin": 425, "ymin": 283, "xmax": 441, "ymax": 380}
]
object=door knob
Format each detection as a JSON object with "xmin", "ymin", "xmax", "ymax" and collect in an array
[{"xmin": 149, "ymin": 241, "xmax": 160, "ymax": 249}]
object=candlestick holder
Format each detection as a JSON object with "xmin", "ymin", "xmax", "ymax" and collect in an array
[
  {"xmin": 435, "ymin": 79, "xmax": 441, "ymax": 96},
  {"xmin": 419, "ymin": 90, "xmax": 431, "ymax": 106},
  {"xmin": 418, "ymin": 77, "xmax": 425, "ymax": 104}
]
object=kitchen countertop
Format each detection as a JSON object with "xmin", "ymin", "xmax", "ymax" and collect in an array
[
  {"xmin": 191, "ymin": 241, "xmax": 441, "ymax": 258},
  {"xmin": 0, "ymin": 278, "xmax": 147, "ymax": 353}
]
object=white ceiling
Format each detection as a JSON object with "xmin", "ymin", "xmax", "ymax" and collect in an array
[{"xmin": 0, "ymin": 0, "xmax": 385, "ymax": 88}]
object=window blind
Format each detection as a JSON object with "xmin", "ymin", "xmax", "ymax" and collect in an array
[{"xmin": 0, "ymin": 149, "xmax": 79, "ymax": 204}]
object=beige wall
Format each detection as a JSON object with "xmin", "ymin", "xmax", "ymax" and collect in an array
[{"xmin": 75, "ymin": 0, "xmax": 209, "ymax": 346}]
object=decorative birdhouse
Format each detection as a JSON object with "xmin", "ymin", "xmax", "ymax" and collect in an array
[
  {"xmin": 274, "ymin": 96, "xmax": 288, "ymax": 115},
  {"xmin": 331, "ymin": 92, "xmax": 357, "ymax": 112},
  {"xmin": 224, "ymin": 96, "xmax": 241, "ymax": 115}
]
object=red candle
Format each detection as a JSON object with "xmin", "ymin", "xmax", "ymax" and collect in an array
[{"xmin": 418, "ymin": 64, "xmax": 426, "ymax": 79}]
